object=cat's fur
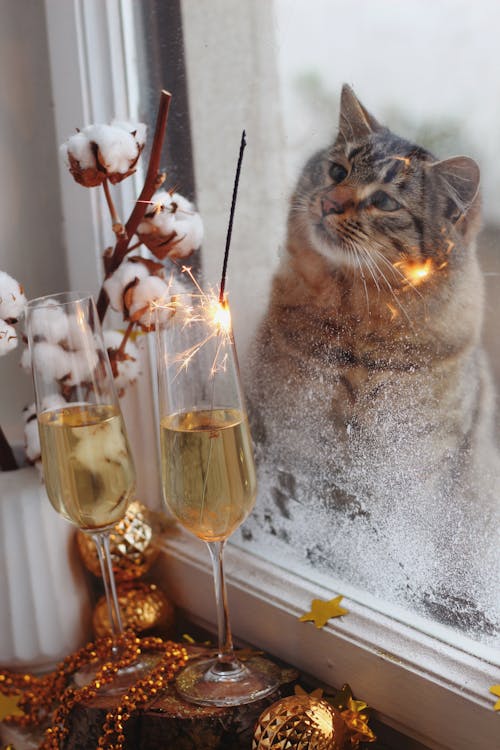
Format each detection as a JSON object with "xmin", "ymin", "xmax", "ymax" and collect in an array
[{"xmin": 245, "ymin": 85, "xmax": 500, "ymax": 633}]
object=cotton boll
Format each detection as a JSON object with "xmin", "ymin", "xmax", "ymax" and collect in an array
[
  {"xmin": 104, "ymin": 329, "xmax": 141, "ymax": 393},
  {"xmin": 31, "ymin": 341, "xmax": 72, "ymax": 381},
  {"xmin": 60, "ymin": 131, "xmax": 95, "ymax": 169},
  {"xmin": 111, "ymin": 120, "xmax": 147, "ymax": 148},
  {"xmin": 103, "ymin": 330, "xmax": 141, "ymax": 366},
  {"xmin": 137, "ymin": 190, "xmax": 177, "ymax": 235},
  {"xmin": 65, "ymin": 348, "xmax": 100, "ymax": 386},
  {"xmin": 73, "ymin": 411, "xmax": 129, "ymax": 472},
  {"xmin": 127, "ymin": 276, "xmax": 170, "ymax": 329},
  {"xmin": 104, "ymin": 261, "xmax": 151, "ymax": 313},
  {"xmin": 150, "ymin": 299, "xmax": 175, "ymax": 327},
  {"xmin": 137, "ymin": 190, "xmax": 203, "ymax": 260},
  {"xmin": 20, "ymin": 344, "xmax": 31, "ymax": 372},
  {"xmin": 172, "ymin": 192, "xmax": 194, "ymax": 214},
  {"xmin": 23, "ymin": 402, "xmax": 37, "ymax": 421},
  {"xmin": 28, "ymin": 302, "xmax": 70, "ymax": 344},
  {"xmin": 84, "ymin": 122, "xmax": 146, "ymax": 182},
  {"xmin": 151, "ymin": 302, "xmax": 175, "ymax": 326},
  {"xmin": 0, "ymin": 271, "xmax": 26, "ymax": 321},
  {"xmin": 113, "ymin": 355, "xmax": 141, "ymax": 391},
  {"xmin": 62, "ymin": 120, "xmax": 146, "ymax": 187},
  {"xmin": 166, "ymin": 192, "xmax": 203, "ymax": 259},
  {"xmin": 0, "ymin": 319, "xmax": 18, "ymax": 355},
  {"xmin": 148, "ymin": 276, "xmax": 189, "ymax": 327},
  {"xmin": 86, "ymin": 123, "xmax": 139, "ymax": 175},
  {"xmin": 170, "ymin": 211, "xmax": 204, "ymax": 259},
  {"xmin": 41, "ymin": 393, "xmax": 67, "ymax": 412},
  {"xmin": 61, "ymin": 131, "xmax": 105, "ymax": 187},
  {"xmin": 65, "ymin": 312, "xmax": 93, "ymax": 351},
  {"xmin": 103, "ymin": 329, "xmax": 127, "ymax": 351}
]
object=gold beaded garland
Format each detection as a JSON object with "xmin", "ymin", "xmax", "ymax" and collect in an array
[{"xmin": 0, "ymin": 631, "xmax": 187, "ymax": 750}]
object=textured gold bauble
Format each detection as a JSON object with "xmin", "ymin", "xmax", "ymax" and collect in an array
[
  {"xmin": 93, "ymin": 581, "xmax": 175, "ymax": 638},
  {"xmin": 76, "ymin": 500, "xmax": 159, "ymax": 581},
  {"xmin": 253, "ymin": 694, "xmax": 345, "ymax": 750}
]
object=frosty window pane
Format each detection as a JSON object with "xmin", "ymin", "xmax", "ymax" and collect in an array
[{"xmin": 238, "ymin": 0, "xmax": 500, "ymax": 651}]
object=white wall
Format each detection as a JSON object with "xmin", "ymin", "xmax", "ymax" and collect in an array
[{"xmin": 0, "ymin": 0, "xmax": 68, "ymax": 441}]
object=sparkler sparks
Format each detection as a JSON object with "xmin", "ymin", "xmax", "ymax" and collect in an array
[
  {"xmin": 211, "ymin": 299, "xmax": 232, "ymax": 333},
  {"xmin": 393, "ymin": 258, "xmax": 435, "ymax": 287},
  {"xmin": 154, "ymin": 270, "xmax": 233, "ymax": 381},
  {"xmin": 386, "ymin": 302, "xmax": 398, "ymax": 320}
]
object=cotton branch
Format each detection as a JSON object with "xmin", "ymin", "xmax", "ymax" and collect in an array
[{"xmin": 96, "ymin": 90, "xmax": 172, "ymax": 323}]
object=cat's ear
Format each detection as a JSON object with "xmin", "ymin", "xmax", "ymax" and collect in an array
[
  {"xmin": 337, "ymin": 84, "xmax": 382, "ymax": 143},
  {"xmin": 430, "ymin": 156, "xmax": 481, "ymax": 236}
]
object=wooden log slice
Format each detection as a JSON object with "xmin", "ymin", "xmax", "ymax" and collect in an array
[{"xmin": 64, "ymin": 664, "xmax": 298, "ymax": 749}]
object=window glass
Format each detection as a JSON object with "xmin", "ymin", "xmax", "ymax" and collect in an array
[{"xmin": 136, "ymin": 0, "xmax": 500, "ymax": 657}]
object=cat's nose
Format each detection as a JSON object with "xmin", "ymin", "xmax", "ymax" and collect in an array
[
  {"xmin": 321, "ymin": 196, "xmax": 344, "ymax": 215},
  {"xmin": 321, "ymin": 185, "xmax": 356, "ymax": 216}
]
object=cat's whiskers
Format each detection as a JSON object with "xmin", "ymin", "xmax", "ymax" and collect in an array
[
  {"xmin": 363, "ymin": 245, "xmax": 417, "ymax": 329},
  {"xmin": 369, "ymin": 245, "xmax": 408, "ymax": 290},
  {"xmin": 356, "ymin": 244, "xmax": 382, "ymax": 294},
  {"xmin": 297, "ymin": 196, "xmax": 427, "ymax": 328},
  {"xmin": 335, "ymin": 218, "xmax": 386, "ymax": 300},
  {"xmin": 349, "ymin": 244, "xmax": 371, "ymax": 315},
  {"xmin": 357, "ymin": 248, "xmax": 385, "ymax": 318}
]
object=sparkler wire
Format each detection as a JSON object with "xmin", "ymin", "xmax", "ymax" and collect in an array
[{"xmin": 219, "ymin": 130, "xmax": 247, "ymax": 303}]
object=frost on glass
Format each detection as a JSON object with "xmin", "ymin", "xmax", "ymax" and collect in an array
[{"xmin": 234, "ymin": 1, "xmax": 500, "ymax": 647}]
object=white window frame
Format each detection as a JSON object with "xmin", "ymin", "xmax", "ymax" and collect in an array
[{"xmin": 43, "ymin": 3, "xmax": 500, "ymax": 749}]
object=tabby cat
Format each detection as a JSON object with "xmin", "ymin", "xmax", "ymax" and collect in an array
[{"xmin": 244, "ymin": 85, "xmax": 500, "ymax": 634}]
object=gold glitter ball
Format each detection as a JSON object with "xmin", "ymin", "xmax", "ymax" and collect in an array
[
  {"xmin": 76, "ymin": 501, "xmax": 160, "ymax": 581},
  {"xmin": 253, "ymin": 694, "xmax": 346, "ymax": 750},
  {"xmin": 93, "ymin": 581, "xmax": 175, "ymax": 638}
]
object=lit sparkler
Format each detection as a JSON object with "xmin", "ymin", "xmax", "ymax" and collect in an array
[
  {"xmin": 393, "ymin": 257, "xmax": 435, "ymax": 288},
  {"xmin": 154, "ymin": 128, "xmax": 246, "ymax": 380},
  {"xmin": 153, "ymin": 269, "xmax": 233, "ymax": 381}
]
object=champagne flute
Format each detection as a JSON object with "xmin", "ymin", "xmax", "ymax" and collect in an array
[
  {"xmin": 154, "ymin": 291, "xmax": 280, "ymax": 706},
  {"xmin": 25, "ymin": 291, "xmax": 141, "ymax": 687}
]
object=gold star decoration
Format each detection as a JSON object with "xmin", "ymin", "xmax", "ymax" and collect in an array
[
  {"xmin": 489, "ymin": 685, "xmax": 500, "ymax": 711},
  {"xmin": 330, "ymin": 683, "xmax": 377, "ymax": 745},
  {"xmin": 299, "ymin": 595, "xmax": 349, "ymax": 628}
]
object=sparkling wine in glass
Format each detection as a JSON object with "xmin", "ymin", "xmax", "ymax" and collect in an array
[
  {"xmin": 155, "ymin": 292, "xmax": 280, "ymax": 706},
  {"xmin": 25, "ymin": 292, "xmax": 142, "ymax": 686}
]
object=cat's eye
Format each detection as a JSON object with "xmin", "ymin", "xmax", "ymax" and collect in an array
[
  {"xmin": 369, "ymin": 190, "xmax": 401, "ymax": 212},
  {"xmin": 328, "ymin": 162, "xmax": 348, "ymax": 183}
]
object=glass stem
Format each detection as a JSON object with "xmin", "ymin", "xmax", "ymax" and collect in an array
[
  {"xmin": 91, "ymin": 531, "xmax": 123, "ymax": 658},
  {"xmin": 206, "ymin": 540, "xmax": 241, "ymax": 673}
]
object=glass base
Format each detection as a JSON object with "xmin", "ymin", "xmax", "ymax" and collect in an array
[
  {"xmin": 175, "ymin": 655, "xmax": 281, "ymax": 706},
  {"xmin": 73, "ymin": 652, "xmax": 160, "ymax": 695}
]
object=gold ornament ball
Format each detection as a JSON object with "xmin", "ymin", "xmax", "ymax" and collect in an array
[
  {"xmin": 253, "ymin": 694, "xmax": 346, "ymax": 750},
  {"xmin": 76, "ymin": 500, "xmax": 160, "ymax": 581},
  {"xmin": 93, "ymin": 582, "xmax": 175, "ymax": 638}
]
